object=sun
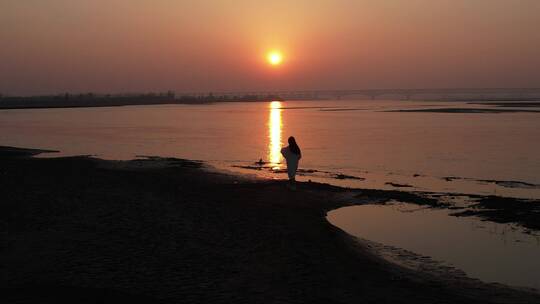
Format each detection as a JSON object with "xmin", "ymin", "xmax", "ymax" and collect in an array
[{"xmin": 267, "ymin": 51, "xmax": 283, "ymax": 66}]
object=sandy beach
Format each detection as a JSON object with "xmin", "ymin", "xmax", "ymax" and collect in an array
[{"xmin": 1, "ymin": 146, "xmax": 539, "ymax": 303}]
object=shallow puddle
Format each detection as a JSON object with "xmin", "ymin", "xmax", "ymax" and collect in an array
[{"xmin": 327, "ymin": 202, "xmax": 540, "ymax": 290}]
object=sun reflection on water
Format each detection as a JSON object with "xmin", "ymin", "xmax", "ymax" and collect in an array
[{"xmin": 268, "ymin": 101, "xmax": 283, "ymax": 168}]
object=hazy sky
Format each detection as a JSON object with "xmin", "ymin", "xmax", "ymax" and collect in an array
[{"xmin": 1, "ymin": 0, "xmax": 540, "ymax": 95}]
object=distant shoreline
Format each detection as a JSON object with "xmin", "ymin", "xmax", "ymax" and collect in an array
[
  {"xmin": 0, "ymin": 94, "xmax": 284, "ymax": 110},
  {"xmin": 1, "ymin": 92, "xmax": 540, "ymax": 110}
]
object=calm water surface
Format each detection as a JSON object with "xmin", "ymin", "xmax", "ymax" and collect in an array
[
  {"xmin": 1, "ymin": 99, "xmax": 539, "ymax": 198},
  {"xmin": 327, "ymin": 203, "xmax": 540, "ymax": 290}
]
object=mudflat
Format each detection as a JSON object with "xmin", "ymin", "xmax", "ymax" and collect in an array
[{"xmin": 1, "ymin": 146, "xmax": 538, "ymax": 303}]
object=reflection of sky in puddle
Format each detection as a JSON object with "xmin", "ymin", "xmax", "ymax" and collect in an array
[{"xmin": 327, "ymin": 203, "xmax": 540, "ymax": 290}]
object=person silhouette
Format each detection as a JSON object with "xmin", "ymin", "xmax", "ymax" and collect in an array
[{"xmin": 280, "ymin": 136, "xmax": 302, "ymax": 190}]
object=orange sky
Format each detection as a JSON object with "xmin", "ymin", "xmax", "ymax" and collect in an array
[{"xmin": 1, "ymin": 0, "xmax": 540, "ymax": 95}]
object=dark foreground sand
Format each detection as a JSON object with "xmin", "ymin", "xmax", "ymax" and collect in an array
[{"xmin": 1, "ymin": 147, "xmax": 539, "ymax": 303}]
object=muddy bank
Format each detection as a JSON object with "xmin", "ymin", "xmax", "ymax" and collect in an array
[
  {"xmin": 469, "ymin": 102, "xmax": 540, "ymax": 108},
  {"xmin": 351, "ymin": 188, "xmax": 540, "ymax": 232},
  {"xmin": 385, "ymin": 108, "xmax": 540, "ymax": 113},
  {"xmin": 234, "ymin": 164, "xmax": 540, "ymax": 231},
  {"xmin": 1, "ymin": 146, "xmax": 538, "ymax": 303}
]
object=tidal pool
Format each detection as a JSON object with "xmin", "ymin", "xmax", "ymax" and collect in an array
[{"xmin": 327, "ymin": 202, "xmax": 540, "ymax": 290}]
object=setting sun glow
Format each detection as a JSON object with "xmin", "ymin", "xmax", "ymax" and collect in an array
[{"xmin": 267, "ymin": 51, "xmax": 283, "ymax": 66}]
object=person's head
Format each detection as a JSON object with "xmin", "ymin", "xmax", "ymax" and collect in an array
[{"xmin": 288, "ymin": 136, "xmax": 301, "ymax": 155}]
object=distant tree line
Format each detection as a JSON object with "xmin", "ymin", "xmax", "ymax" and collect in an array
[{"xmin": 0, "ymin": 91, "xmax": 284, "ymax": 109}]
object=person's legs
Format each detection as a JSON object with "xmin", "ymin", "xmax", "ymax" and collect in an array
[
  {"xmin": 287, "ymin": 175, "xmax": 297, "ymax": 190},
  {"xmin": 289, "ymin": 178, "xmax": 296, "ymax": 190},
  {"xmin": 286, "ymin": 164, "xmax": 298, "ymax": 190}
]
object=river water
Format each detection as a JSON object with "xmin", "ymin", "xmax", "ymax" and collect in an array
[{"xmin": 1, "ymin": 99, "xmax": 539, "ymax": 198}]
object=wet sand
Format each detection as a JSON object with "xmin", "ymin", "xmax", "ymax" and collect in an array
[{"xmin": 1, "ymin": 146, "xmax": 539, "ymax": 303}]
